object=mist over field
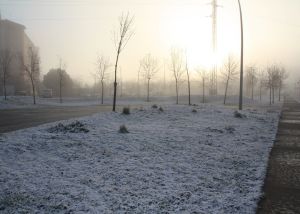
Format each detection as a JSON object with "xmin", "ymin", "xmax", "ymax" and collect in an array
[
  {"xmin": 1, "ymin": 0, "xmax": 299, "ymax": 87},
  {"xmin": 1, "ymin": 1, "xmax": 300, "ymax": 213}
]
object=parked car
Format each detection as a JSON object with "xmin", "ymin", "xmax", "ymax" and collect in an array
[
  {"xmin": 15, "ymin": 90, "xmax": 27, "ymax": 96},
  {"xmin": 40, "ymin": 89, "xmax": 53, "ymax": 98}
]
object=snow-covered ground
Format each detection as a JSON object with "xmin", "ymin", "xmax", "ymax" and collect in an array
[
  {"xmin": 0, "ymin": 96, "xmax": 125, "ymax": 109},
  {"xmin": 0, "ymin": 104, "xmax": 279, "ymax": 213},
  {"xmin": 0, "ymin": 96, "xmax": 165, "ymax": 109},
  {"xmin": 0, "ymin": 95, "xmax": 281, "ymax": 110}
]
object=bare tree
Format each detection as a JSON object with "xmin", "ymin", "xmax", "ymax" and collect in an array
[
  {"xmin": 137, "ymin": 62, "xmax": 141, "ymax": 98},
  {"xmin": 245, "ymin": 66, "xmax": 257, "ymax": 100},
  {"xmin": 170, "ymin": 48, "xmax": 184, "ymax": 104},
  {"xmin": 196, "ymin": 67, "xmax": 208, "ymax": 103},
  {"xmin": 96, "ymin": 55, "xmax": 110, "ymax": 104},
  {"xmin": 266, "ymin": 65, "xmax": 279, "ymax": 105},
  {"xmin": 185, "ymin": 53, "xmax": 191, "ymax": 105},
  {"xmin": 112, "ymin": 12, "xmax": 134, "ymax": 111},
  {"xmin": 140, "ymin": 53, "xmax": 158, "ymax": 102},
  {"xmin": 119, "ymin": 67, "xmax": 123, "ymax": 97},
  {"xmin": 297, "ymin": 80, "xmax": 300, "ymax": 99},
  {"xmin": 257, "ymin": 68, "xmax": 265, "ymax": 101},
  {"xmin": 221, "ymin": 55, "xmax": 238, "ymax": 105},
  {"xmin": 277, "ymin": 67, "xmax": 288, "ymax": 101},
  {"xmin": 0, "ymin": 49, "xmax": 14, "ymax": 100},
  {"xmin": 21, "ymin": 47, "xmax": 40, "ymax": 104},
  {"xmin": 266, "ymin": 67, "xmax": 273, "ymax": 105},
  {"xmin": 57, "ymin": 58, "xmax": 67, "ymax": 103}
]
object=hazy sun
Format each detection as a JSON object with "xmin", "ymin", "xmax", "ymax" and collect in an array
[{"xmin": 160, "ymin": 4, "xmax": 239, "ymax": 71}]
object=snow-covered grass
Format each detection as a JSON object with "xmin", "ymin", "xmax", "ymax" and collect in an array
[
  {"xmin": 0, "ymin": 95, "xmax": 282, "ymax": 110},
  {"xmin": 0, "ymin": 96, "xmax": 110, "ymax": 109},
  {"xmin": 0, "ymin": 96, "xmax": 160, "ymax": 109},
  {"xmin": 0, "ymin": 104, "xmax": 279, "ymax": 213}
]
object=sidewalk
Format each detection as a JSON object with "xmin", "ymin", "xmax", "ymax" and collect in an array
[{"xmin": 257, "ymin": 99, "xmax": 300, "ymax": 213}]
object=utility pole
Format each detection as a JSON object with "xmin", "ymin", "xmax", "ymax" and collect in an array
[
  {"xmin": 238, "ymin": 0, "xmax": 244, "ymax": 110},
  {"xmin": 210, "ymin": 0, "xmax": 220, "ymax": 96}
]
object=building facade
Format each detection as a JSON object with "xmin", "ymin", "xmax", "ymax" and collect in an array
[{"xmin": 0, "ymin": 16, "xmax": 37, "ymax": 95}]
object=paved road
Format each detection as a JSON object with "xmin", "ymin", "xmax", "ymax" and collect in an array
[
  {"xmin": 0, "ymin": 105, "xmax": 122, "ymax": 133},
  {"xmin": 257, "ymin": 98, "xmax": 300, "ymax": 213}
]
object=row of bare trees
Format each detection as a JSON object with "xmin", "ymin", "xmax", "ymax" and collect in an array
[
  {"xmin": 93, "ymin": 40, "xmax": 288, "ymax": 108},
  {"xmin": 265, "ymin": 65, "xmax": 288, "ymax": 104},
  {"xmin": 0, "ymin": 47, "xmax": 40, "ymax": 104},
  {"xmin": 0, "ymin": 47, "xmax": 74, "ymax": 105},
  {"xmin": 220, "ymin": 58, "xmax": 288, "ymax": 105},
  {"xmin": 0, "ymin": 49, "xmax": 14, "ymax": 100}
]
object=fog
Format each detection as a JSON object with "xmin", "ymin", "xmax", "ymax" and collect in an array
[{"xmin": 1, "ymin": 0, "xmax": 300, "ymax": 85}]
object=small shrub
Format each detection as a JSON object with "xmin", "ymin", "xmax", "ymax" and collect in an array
[
  {"xmin": 152, "ymin": 104, "xmax": 158, "ymax": 109},
  {"xmin": 122, "ymin": 107, "xmax": 130, "ymax": 115},
  {"xmin": 225, "ymin": 125, "xmax": 235, "ymax": 133},
  {"xmin": 48, "ymin": 121, "xmax": 89, "ymax": 133},
  {"xmin": 234, "ymin": 110, "xmax": 246, "ymax": 118},
  {"xmin": 119, "ymin": 125, "xmax": 129, "ymax": 133},
  {"xmin": 192, "ymin": 109, "xmax": 197, "ymax": 113},
  {"xmin": 205, "ymin": 127, "xmax": 224, "ymax": 133},
  {"xmin": 158, "ymin": 107, "xmax": 164, "ymax": 112},
  {"xmin": 0, "ymin": 192, "xmax": 28, "ymax": 210}
]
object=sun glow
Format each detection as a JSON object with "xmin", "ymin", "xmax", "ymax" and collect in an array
[{"xmin": 159, "ymin": 3, "xmax": 239, "ymax": 71}]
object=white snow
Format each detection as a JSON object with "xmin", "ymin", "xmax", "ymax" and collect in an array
[
  {"xmin": 0, "ymin": 96, "xmax": 105, "ymax": 109},
  {"xmin": 0, "ymin": 95, "xmax": 281, "ymax": 110},
  {"xmin": 0, "ymin": 96, "xmax": 150, "ymax": 109},
  {"xmin": 0, "ymin": 104, "xmax": 279, "ymax": 213}
]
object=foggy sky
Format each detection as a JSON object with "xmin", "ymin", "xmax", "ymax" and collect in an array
[{"xmin": 1, "ymin": 0, "xmax": 300, "ymax": 85}]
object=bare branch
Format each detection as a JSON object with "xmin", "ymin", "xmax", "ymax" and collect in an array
[
  {"xmin": 0, "ymin": 49, "xmax": 14, "ymax": 99},
  {"xmin": 140, "ymin": 53, "xmax": 158, "ymax": 80},
  {"xmin": 170, "ymin": 48, "xmax": 184, "ymax": 104},
  {"xmin": 20, "ymin": 47, "xmax": 40, "ymax": 104},
  {"xmin": 96, "ymin": 55, "xmax": 110, "ymax": 82}
]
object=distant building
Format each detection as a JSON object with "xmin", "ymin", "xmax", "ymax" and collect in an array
[{"xmin": 0, "ymin": 15, "xmax": 38, "ymax": 95}]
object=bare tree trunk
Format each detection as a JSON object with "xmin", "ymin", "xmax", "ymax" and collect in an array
[
  {"xmin": 101, "ymin": 80, "xmax": 104, "ymax": 104},
  {"xmin": 113, "ymin": 48, "xmax": 121, "ymax": 112},
  {"xmin": 272, "ymin": 85, "xmax": 275, "ymax": 104},
  {"xmin": 3, "ymin": 73, "xmax": 7, "ymax": 100},
  {"xmin": 202, "ymin": 78, "xmax": 205, "ymax": 103},
  {"xmin": 147, "ymin": 79, "xmax": 150, "ymax": 102},
  {"xmin": 224, "ymin": 78, "xmax": 229, "ymax": 105},
  {"xmin": 137, "ymin": 68, "xmax": 140, "ymax": 98},
  {"xmin": 31, "ymin": 77, "xmax": 36, "ymax": 105},
  {"xmin": 269, "ymin": 87, "xmax": 272, "ymax": 105},
  {"xmin": 259, "ymin": 83, "xmax": 262, "ymax": 101},
  {"xmin": 175, "ymin": 80, "xmax": 179, "ymax": 104},
  {"xmin": 59, "ymin": 78, "xmax": 62, "ymax": 103},
  {"xmin": 251, "ymin": 81, "xmax": 254, "ymax": 100},
  {"xmin": 278, "ymin": 82, "xmax": 281, "ymax": 101},
  {"xmin": 186, "ymin": 67, "xmax": 191, "ymax": 105}
]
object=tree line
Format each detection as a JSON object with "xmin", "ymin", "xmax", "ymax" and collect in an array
[{"xmin": 0, "ymin": 12, "xmax": 291, "ymax": 108}]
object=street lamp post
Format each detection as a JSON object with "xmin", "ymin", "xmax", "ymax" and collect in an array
[{"xmin": 238, "ymin": 0, "xmax": 244, "ymax": 110}]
